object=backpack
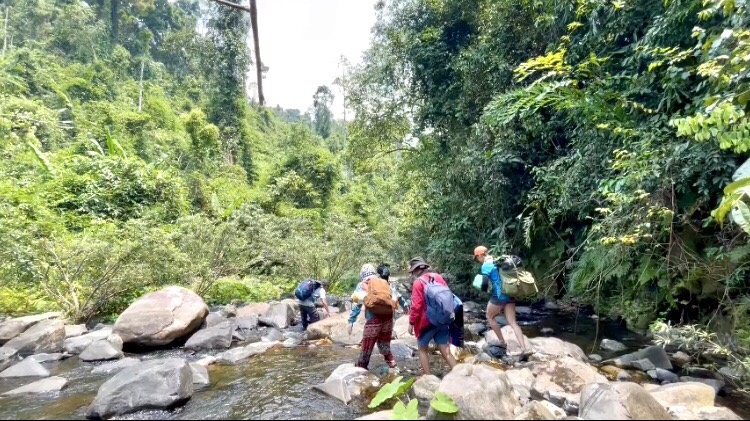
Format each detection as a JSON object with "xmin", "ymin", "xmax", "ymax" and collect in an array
[
  {"xmin": 420, "ymin": 275, "xmax": 455, "ymax": 327},
  {"xmin": 294, "ymin": 279, "xmax": 317, "ymax": 301},
  {"xmin": 364, "ymin": 277, "xmax": 396, "ymax": 317},
  {"xmin": 499, "ymin": 269, "xmax": 538, "ymax": 299}
]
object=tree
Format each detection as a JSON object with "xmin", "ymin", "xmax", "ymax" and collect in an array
[{"xmin": 313, "ymin": 85, "xmax": 334, "ymax": 139}]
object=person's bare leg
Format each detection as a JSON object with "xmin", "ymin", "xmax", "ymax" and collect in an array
[
  {"xmin": 486, "ymin": 301, "xmax": 507, "ymax": 347},
  {"xmin": 418, "ymin": 346, "xmax": 432, "ymax": 375},
  {"xmin": 504, "ymin": 302, "xmax": 526, "ymax": 351},
  {"xmin": 437, "ymin": 344, "xmax": 457, "ymax": 370}
]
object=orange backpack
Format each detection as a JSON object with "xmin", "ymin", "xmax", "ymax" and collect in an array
[{"xmin": 364, "ymin": 277, "xmax": 397, "ymax": 317}]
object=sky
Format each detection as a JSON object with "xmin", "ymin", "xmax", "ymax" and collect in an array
[{"xmin": 252, "ymin": 0, "xmax": 379, "ymax": 120}]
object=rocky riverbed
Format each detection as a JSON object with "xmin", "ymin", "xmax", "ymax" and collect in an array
[{"xmin": 0, "ymin": 285, "xmax": 747, "ymax": 420}]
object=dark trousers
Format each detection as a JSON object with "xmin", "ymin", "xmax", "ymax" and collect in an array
[{"xmin": 301, "ymin": 305, "xmax": 320, "ymax": 330}]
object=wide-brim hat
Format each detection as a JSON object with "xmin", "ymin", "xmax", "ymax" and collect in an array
[{"xmin": 408, "ymin": 257, "xmax": 429, "ymax": 273}]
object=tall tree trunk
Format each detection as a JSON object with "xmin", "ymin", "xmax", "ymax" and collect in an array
[
  {"xmin": 111, "ymin": 0, "xmax": 119, "ymax": 43},
  {"xmin": 249, "ymin": 0, "xmax": 264, "ymax": 106},
  {"xmin": 2, "ymin": 7, "xmax": 9, "ymax": 56}
]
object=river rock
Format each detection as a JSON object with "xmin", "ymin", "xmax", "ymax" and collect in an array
[
  {"xmin": 413, "ymin": 374, "xmax": 440, "ymax": 401},
  {"xmin": 631, "ymin": 358, "xmax": 656, "ymax": 371},
  {"xmin": 600, "ymin": 339, "xmax": 627, "ymax": 352},
  {"xmin": 307, "ymin": 312, "xmax": 366, "ymax": 346},
  {"xmin": 3, "ymin": 319, "xmax": 65, "ymax": 355},
  {"xmin": 717, "ymin": 366, "xmax": 743, "ymax": 381},
  {"xmin": 86, "ymin": 358, "xmax": 193, "ymax": 419},
  {"xmin": 515, "ymin": 401, "xmax": 556, "ymax": 420},
  {"xmin": 79, "ymin": 340, "xmax": 123, "ymax": 362},
  {"xmin": 195, "ymin": 356, "xmax": 217, "ymax": 367},
  {"xmin": 203, "ymin": 312, "xmax": 227, "ymax": 328},
  {"xmin": 65, "ymin": 325, "xmax": 88, "ymax": 338},
  {"xmin": 689, "ymin": 406, "xmax": 742, "ymax": 420},
  {"xmin": 528, "ymin": 337, "xmax": 587, "ymax": 362},
  {"xmin": 283, "ymin": 337, "xmax": 302, "ymax": 348},
  {"xmin": 2, "ymin": 376, "xmax": 69, "ymax": 395},
  {"xmin": 531, "ymin": 356, "xmax": 608, "ymax": 397},
  {"xmin": 262, "ymin": 328, "xmax": 284, "ymax": 342},
  {"xmin": 185, "ymin": 321, "xmax": 233, "ymax": 351},
  {"xmin": 588, "ymin": 354, "xmax": 603, "ymax": 363},
  {"xmin": 0, "ymin": 358, "xmax": 50, "ymax": 378},
  {"xmin": 235, "ymin": 316, "xmax": 259, "ymax": 332},
  {"xmin": 679, "ymin": 376, "xmax": 725, "ymax": 394},
  {"xmin": 649, "ymin": 382, "xmax": 716, "ymax": 410},
  {"xmin": 236, "ymin": 302, "xmax": 270, "ymax": 318},
  {"xmin": 390, "ymin": 340, "xmax": 415, "ymax": 360},
  {"xmin": 92, "ymin": 358, "xmax": 141, "ymax": 374},
  {"xmin": 579, "ymin": 382, "xmax": 671, "ymax": 420},
  {"xmin": 647, "ymin": 368, "xmax": 679, "ymax": 383},
  {"xmin": 603, "ymin": 345, "xmax": 672, "ymax": 370},
  {"xmin": 0, "ymin": 347, "xmax": 18, "ymax": 371},
  {"xmin": 672, "ymin": 351, "xmax": 692, "ymax": 367},
  {"xmin": 0, "ymin": 312, "xmax": 61, "ymax": 345},
  {"xmin": 426, "ymin": 364, "xmax": 518, "ymax": 420},
  {"xmin": 215, "ymin": 341, "xmax": 279, "ymax": 364},
  {"xmin": 64, "ymin": 328, "xmax": 113, "ymax": 354},
  {"xmin": 357, "ymin": 411, "xmax": 394, "ymax": 420},
  {"xmin": 190, "ymin": 363, "xmax": 209, "ymax": 385},
  {"xmin": 314, "ymin": 363, "xmax": 378, "ymax": 405},
  {"xmin": 506, "ymin": 367, "xmax": 535, "ymax": 404},
  {"xmin": 113, "ymin": 286, "xmax": 208, "ymax": 347},
  {"xmin": 616, "ymin": 370, "xmax": 633, "ymax": 382},
  {"xmin": 500, "ymin": 325, "xmax": 532, "ymax": 356},
  {"xmin": 28, "ymin": 353, "xmax": 65, "ymax": 363},
  {"xmin": 258, "ymin": 302, "xmax": 296, "ymax": 329}
]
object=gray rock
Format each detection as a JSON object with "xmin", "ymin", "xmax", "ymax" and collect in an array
[
  {"xmin": 631, "ymin": 358, "xmax": 656, "ymax": 371},
  {"xmin": 580, "ymin": 382, "xmax": 671, "ymax": 420},
  {"xmin": 79, "ymin": 341, "xmax": 123, "ymax": 362},
  {"xmin": 2, "ymin": 376, "xmax": 68, "ymax": 395},
  {"xmin": 65, "ymin": 325, "xmax": 88, "ymax": 338},
  {"xmin": 540, "ymin": 327, "xmax": 555, "ymax": 335},
  {"xmin": 203, "ymin": 313, "xmax": 227, "ymax": 328},
  {"xmin": 194, "ymin": 356, "xmax": 216, "ymax": 367},
  {"xmin": 86, "ymin": 358, "xmax": 193, "ymax": 419},
  {"xmin": 647, "ymin": 368, "xmax": 679, "ymax": 383},
  {"xmin": 685, "ymin": 366, "xmax": 719, "ymax": 379},
  {"xmin": 0, "ymin": 347, "xmax": 18, "ymax": 371},
  {"xmin": 390, "ymin": 340, "xmax": 415, "ymax": 360},
  {"xmin": 604, "ymin": 345, "xmax": 672, "ymax": 370},
  {"xmin": 528, "ymin": 337, "xmax": 587, "ymax": 362},
  {"xmin": 92, "ymin": 358, "xmax": 141, "ymax": 374},
  {"xmin": 221, "ymin": 304, "xmax": 237, "ymax": 317},
  {"xmin": 184, "ymin": 321, "xmax": 233, "ymax": 351},
  {"xmin": 413, "ymin": 374, "xmax": 441, "ymax": 401},
  {"xmin": 234, "ymin": 316, "xmax": 259, "ymax": 332},
  {"xmin": 516, "ymin": 306, "xmax": 533, "ymax": 315},
  {"xmin": 262, "ymin": 328, "xmax": 284, "ymax": 342},
  {"xmin": 672, "ymin": 351, "xmax": 692, "ymax": 367},
  {"xmin": 616, "ymin": 370, "xmax": 633, "ymax": 382},
  {"xmin": 258, "ymin": 302, "xmax": 295, "ymax": 329},
  {"xmin": 63, "ymin": 328, "xmax": 113, "ymax": 354},
  {"xmin": 718, "ymin": 366, "xmax": 743, "ymax": 381},
  {"xmin": 215, "ymin": 341, "xmax": 279, "ymax": 364},
  {"xmin": 190, "ymin": 363, "xmax": 209, "ymax": 385},
  {"xmin": 426, "ymin": 364, "xmax": 518, "ymax": 420},
  {"xmin": 649, "ymin": 382, "xmax": 716, "ymax": 410},
  {"xmin": 356, "ymin": 411, "xmax": 393, "ymax": 420},
  {"xmin": 282, "ymin": 338, "xmax": 302, "ymax": 348},
  {"xmin": 28, "ymin": 353, "xmax": 65, "ymax": 363},
  {"xmin": 562, "ymin": 395, "xmax": 579, "ymax": 416},
  {"xmin": 313, "ymin": 363, "xmax": 379, "ymax": 405},
  {"xmin": 0, "ymin": 358, "xmax": 51, "ymax": 378},
  {"xmin": 113, "ymin": 286, "xmax": 208, "ymax": 347},
  {"xmin": 3, "ymin": 320, "xmax": 65, "ymax": 355},
  {"xmin": 467, "ymin": 322, "xmax": 488, "ymax": 336},
  {"xmin": 680, "ymin": 376, "xmax": 725, "ymax": 394},
  {"xmin": 588, "ymin": 354, "xmax": 603, "ymax": 363},
  {"xmin": 530, "ymin": 356, "xmax": 608, "ymax": 396},
  {"xmin": 0, "ymin": 313, "xmax": 61, "ymax": 345},
  {"xmin": 506, "ymin": 368, "xmax": 535, "ymax": 404},
  {"xmin": 544, "ymin": 300, "xmax": 560, "ymax": 310},
  {"xmin": 601, "ymin": 339, "xmax": 627, "ymax": 352},
  {"xmin": 514, "ymin": 401, "xmax": 556, "ymax": 420}
]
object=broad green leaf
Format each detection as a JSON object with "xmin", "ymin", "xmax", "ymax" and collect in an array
[
  {"xmin": 731, "ymin": 201, "xmax": 750, "ymax": 235},
  {"xmin": 430, "ymin": 391, "xmax": 459, "ymax": 414},
  {"xmin": 369, "ymin": 377, "xmax": 405, "ymax": 409},
  {"xmin": 26, "ymin": 140, "xmax": 55, "ymax": 176},
  {"xmin": 395, "ymin": 377, "xmax": 415, "ymax": 398},
  {"xmin": 724, "ymin": 178, "xmax": 750, "ymax": 195},
  {"xmin": 105, "ymin": 128, "xmax": 127, "ymax": 158},
  {"xmin": 391, "ymin": 399, "xmax": 419, "ymax": 420}
]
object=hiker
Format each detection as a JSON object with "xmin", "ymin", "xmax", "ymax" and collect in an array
[
  {"xmin": 296, "ymin": 278, "xmax": 331, "ymax": 331},
  {"xmin": 376, "ymin": 262, "xmax": 409, "ymax": 314},
  {"xmin": 474, "ymin": 245, "xmax": 526, "ymax": 352},
  {"xmin": 407, "ymin": 257, "xmax": 457, "ymax": 375},
  {"xmin": 348, "ymin": 263, "xmax": 408, "ymax": 370}
]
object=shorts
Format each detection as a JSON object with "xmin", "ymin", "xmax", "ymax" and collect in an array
[
  {"xmin": 417, "ymin": 324, "xmax": 450, "ymax": 348},
  {"xmin": 489, "ymin": 295, "xmax": 514, "ymax": 306}
]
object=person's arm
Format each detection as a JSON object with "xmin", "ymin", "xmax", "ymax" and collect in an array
[
  {"xmin": 409, "ymin": 278, "xmax": 424, "ymax": 334},
  {"xmin": 320, "ymin": 288, "xmax": 331, "ymax": 317}
]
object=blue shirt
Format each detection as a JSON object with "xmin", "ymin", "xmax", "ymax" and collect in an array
[{"xmin": 482, "ymin": 261, "xmax": 509, "ymax": 302}]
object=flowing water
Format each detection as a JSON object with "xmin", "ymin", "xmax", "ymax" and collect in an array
[{"xmin": 1, "ymin": 305, "xmax": 748, "ymax": 420}]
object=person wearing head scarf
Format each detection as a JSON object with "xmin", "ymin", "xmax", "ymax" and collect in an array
[{"xmin": 348, "ymin": 263, "xmax": 407, "ymax": 370}]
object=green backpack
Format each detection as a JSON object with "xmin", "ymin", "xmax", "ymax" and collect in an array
[{"xmin": 499, "ymin": 268, "xmax": 538, "ymax": 299}]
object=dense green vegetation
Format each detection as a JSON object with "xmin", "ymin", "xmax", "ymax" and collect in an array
[
  {"xmin": 2, "ymin": 0, "xmax": 749, "ymax": 377},
  {"xmin": 0, "ymin": 0, "xmax": 396, "ymax": 323}
]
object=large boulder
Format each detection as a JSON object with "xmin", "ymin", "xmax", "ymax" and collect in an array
[
  {"xmin": 528, "ymin": 337, "xmax": 587, "ymax": 362},
  {"xmin": 113, "ymin": 286, "xmax": 208, "ymax": 347},
  {"xmin": 190, "ymin": 363, "xmax": 210, "ymax": 385},
  {"xmin": 0, "ymin": 358, "xmax": 51, "ymax": 378},
  {"xmin": 215, "ymin": 341, "xmax": 279, "ymax": 364},
  {"xmin": 413, "ymin": 374, "xmax": 441, "ymax": 402},
  {"xmin": 79, "ymin": 340, "xmax": 123, "ymax": 362},
  {"xmin": 500, "ymin": 326, "xmax": 533, "ymax": 357},
  {"xmin": 85, "ymin": 358, "xmax": 193, "ymax": 419},
  {"xmin": 514, "ymin": 401, "xmax": 557, "ymax": 420},
  {"xmin": 307, "ymin": 312, "xmax": 366, "ymax": 346},
  {"xmin": 2, "ymin": 376, "xmax": 69, "ymax": 395},
  {"xmin": 258, "ymin": 302, "xmax": 296, "ymax": 329},
  {"xmin": 2, "ymin": 319, "xmax": 65, "ymax": 355},
  {"xmin": 579, "ymin": 382, "xmax": 671, "ymax": 420},
  {"xmin": 531, "ymin": 357, "xmax": 608, "ymax": 397},
  {"xmin": 426, "ymin": 364, "xmax": 519, "ymax": 420},
  {"xmin": 392, "ymin": 315, "xmax": 417, "ymax": 347},
  {"xmin": 600, "ymin": 339, "xmax": 627, "ymax": 352},
  {"xmin": 357, "ymin": 411, "xmax": 394, "ymax": 420},
  {"xmin": 65, "ymin": 325, "xmax": 88, "ymax": 339},
  {"xmin": 236, "ymin": 302, "xmax": 271, "ymax": 318},
  {"xmin": 184, "ymin": 321, "xmax": 233, "ymax": 351},
  {"xmin": 313, "ymin": 363, "xmax": 379, "ymax": 405},
  {"xmin": 506, "ymin": 367, "xmax": 536, "ymax": 404},
  {"xmin": 0, "ymin": 347, "xmax": 18, "ymax": 372},
  {"xmin": 603, "ymin": 346, "xmax": 672, "ymax": 370},
  {"xmin": 648, "ymin": 382, "xmax": 716, "ymax": 411},
  {"xmin": 91, "ymin": 358, "xmax": 141, "ymax": 375},
  {"xmin": 63, "ymin": 328, "xmax": 113, "ymax": 354},
  {"xmin": 0, "ymin": 312, "xmax": 61, "ymax": 345}
]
